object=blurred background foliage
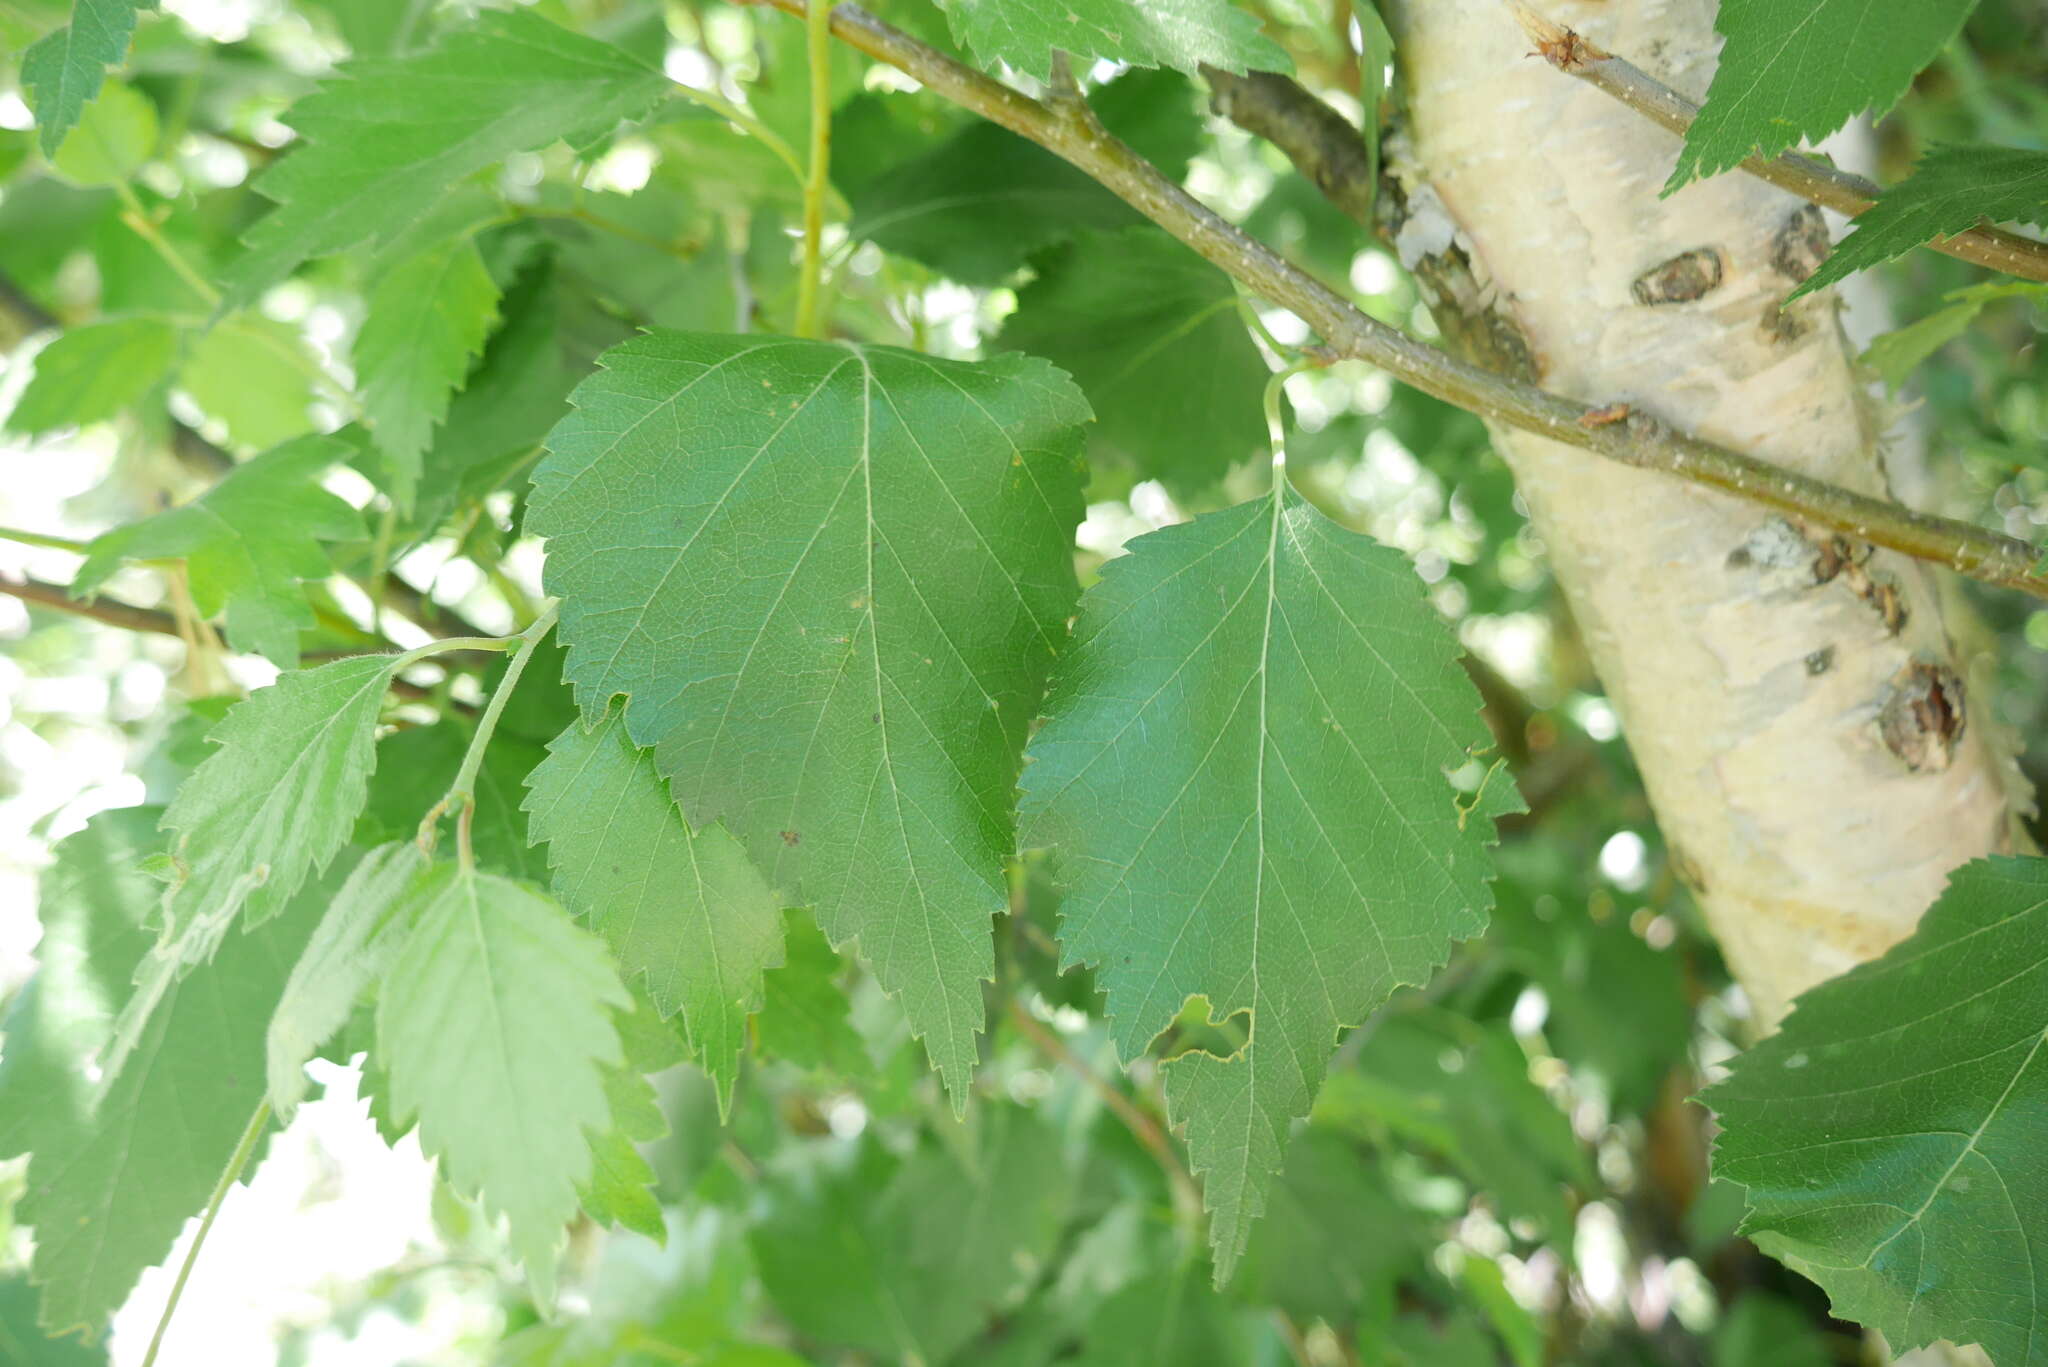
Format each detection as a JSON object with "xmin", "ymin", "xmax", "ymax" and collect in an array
[{"xmin": 0, "ymin": 0, "xmax": 2043, "ymax": 1362}]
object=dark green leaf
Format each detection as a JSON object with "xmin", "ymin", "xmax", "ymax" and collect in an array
[
  {"xmin": 525, "ymin": 710, "xmax": 785, "ymax": 1113},
  {"xmin": 1798, "ymin": 145, "xmax": 2048, "ymax": 297},
  {"xmin": 1671, "ymin": 0, "xmax": 1978, "ymax": 188},
  {"xmin": 1709, "ymin": 856, "xmax": 2048, "ymax": 1367},
  {"xmin": 1020, "ymin": 488, "xmax": 1502, "ymax": 1278},
  {"xmin": 999, "ymin": 226, "xmax": 1266, "ymax": 489},
  {"xmin": 528, "ymin": 333, "xmax": 1088, "ymax": 1101},
  {"xmin": 19, "ymin": 0, "xmax": 156, "ymax": 157}
]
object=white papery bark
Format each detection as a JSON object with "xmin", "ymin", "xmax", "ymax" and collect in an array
[{"xmin": 1380, "ymin": 0, "xmax": 2028, "ymax": 1042}]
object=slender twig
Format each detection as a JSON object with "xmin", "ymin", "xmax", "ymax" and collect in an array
[
  {"xmin": 114, "ymin": 182, "xmax": 223, "ymax": 308},
  {"xmin": 1509, "ymin": 3, "xmax": 2048, "ymax": 286},
  {"xmin": 417, "ymin": 602, "xmax": 558, "ymax": 867},
  {"xmin": 2, "ymin": 573, "xmax": 179, "ymax": 634},
  {"xmin": 794, "ymin": 0, "xmax": 835, "ymax": 338},
  {"xmin": 140, "ymin": 1100, "xmax": 271, "ymax": 1367},
  {"xmin": 1005, "ymin": 997, "xmax": 1202, "ymax": 1223},
  {"xmin": 752, "ymin": 1, "xmax": 2046, "ymax": 600},
  {"xmin": 0, "ymin": 524, "xmax": 87, "ymax": 553}
]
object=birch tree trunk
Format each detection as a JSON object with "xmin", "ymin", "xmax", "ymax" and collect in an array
[{"xmin": 1377, "ymin": 0, "xmax": 2030, "ymax": 1038}]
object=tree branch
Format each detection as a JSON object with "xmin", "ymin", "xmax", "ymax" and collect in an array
[
  {"xmin": 756, "ymin": 2, "xmax": 2046, "ymax": 601},
  {"xmin": 1509, "ymin": 3, "xmax": 2048, "ymax": 286}
]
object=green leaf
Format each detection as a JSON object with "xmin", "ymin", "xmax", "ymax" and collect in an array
[
  {"xmin": 106, "ymin": 652, "xmax": 398, "ymax": 1079},
  {"xmin": 998, "ymin": 226, "xmax": 1266, "ymax": 488},
  {"xmin": 846, "ymin": 69, "xmax": 1200, "ymax": 286},
  {"xmin": 265, "ymin": 840, "xmax": 428, "ymax": 1118},
  {"xmin": 377, "ymin": 864, "xmax": 629, "ymax": 1299},
  {"xmin": 755, "ymin": 910, "xmax": 868, "ymax": 1078},
  {"xmin": 73, "ymin": 434, "xmax": 364, "ymax": 665},
  {"xmin": 1234, "ymin": 1129, "xmax": 1416, "ymax": 1326},
  {"xmin": 5, "ymin": 315, "xmax": 177, "ymax": 435},
  {"xmin": 1797, "ymin": 145, "xmax": 2048, "ymax": 297},
  {"xmin": 1019, "ymin": 487, "xmax": 1501, "ymax": 1279},
  {"xmin": 178, "ymin": 313, "xmax": 321, "ymax": 449},
  {"xmin": 1708, "ymin": 855, "xmax": 2048, "ymax": 1367},
  {"xmin": 19, "ymin": 0, "xmax": 156, "ymax": 158},
  {"xmin": 528, "ymin": 333, "xmax": 1089, "ymax": 1102},
  {"xmin": 524, "ymin": 710, "xmax": 785, "ymax": 1114},
  {"xmin": 1068, "ymin": 1256, "xmax": 1256, "ymax": 1366},
  {"xmin": 0, "ymin": 806, "xmax": 322, "ymax": 1336},
  {"xmin": 221, "ymin": 9, "xmax": 667, "ymax": 303},
  {"xmin": 935, "ymin": 0, "xmax": 1289, "ymax": 81},
  {"xmin": 46, "ymin": 76, "xmax": 155, "ymax": 186},
  {"xmin": 1670, "ymin": 0, "xmax": 1977, "ymax": 189},
  {"xmin": 577, "ymin": 995, "xmax": 688, "ymax": 1243},
  {"xmin": 354, "ymin": 231, "xmax": 503, "ymax": 510},
  {"xmin": 752, "ymin": 1105, "xmax": 1073, "ymax": 1360},
  {"xmin": 1862, "ymin": 281, "xmax": 2048, "ymax": 391},
  {"xmin": 352, "ymin": 722, "xmax": 546, "ymax": 880}
]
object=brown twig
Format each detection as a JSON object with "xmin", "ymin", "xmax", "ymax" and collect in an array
[
  {"xmin": 1509, "ymin": 2, "xmax": 2048, "ymax": 285},
  {"xmin": 753, "ymin": 2, "xmax": 2047, "ymax": 601},
  {"xmin": 1004, "ymin": 997, "xmax": 1202, "ymax": 1221}
]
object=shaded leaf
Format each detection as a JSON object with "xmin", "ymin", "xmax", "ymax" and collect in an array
[
  {"xmin": 846, "ymin": 69, "xmax": 1200, "ymax": 285},
  {"xmin": 1862, "ymin": 281, "xmax": 2048, "ymax": 391},
  {"xmin": 998, "ymin": 226, "xmax": 1266, "ymax": 489},
  {"xmin": 935, "ymin": 0, "xmax": 1289, "ymax": 81},
  {"xmin": 0, "ymin": 806, "xmax": 323, "ymax": 1336},
  {"xmin": 528, "ymin": 333, "xmax": 1088, "ymax": 1101},
  {"xmin": 265, "ymin": 840, "xmax": 428, "ymax": 1117},
  {"xmin": 752, "ymin": 1105, "xmax": 1072, "ymax": 1360}
]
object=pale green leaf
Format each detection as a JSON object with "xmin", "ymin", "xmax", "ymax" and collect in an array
[
  {"xmin": 177, "ymin": 313, "xmax": 320, "ymax": 450},
  {"xmin": 1862, "ymin": 281, "xmax": 2048, "ymax": 391},
  {"xmin": 73, "ymin": 435, "xmax": 364, "ymax": 665},
  {"xmin": 0, "ymin": 806, "xmax": 322, "ymax": 1337},
  {"xmin": 527, "ymin": 333, "xmax": 1089, "ymax": 1101},
  {"xmin": 19, "ymin": 0, "xmax": 155, "ymax": 158},
  {"xmin": 5, "ymin": 315, "xmax": 177, "ymax": 435},
  {"xmin": 1798, "ymin": 146, "xmax": 2048, "ymax": 297},
  {"xmin": 935, "ymin": 0, "xmax": 1290, "ymax": 81},
  {"xmin": 577, "ymin": 995, "xmax": 688, "ymax": 1243},
  {"xmin": 1708, "ymin": 856, "xmax": 2048, "ymax": 1367},
  {"xmin": 377, "ymin": 865, "xmax": 629, "ymax": 1298},
  {"xmin": 354, "ymin": 233, "xmax": 503, "ymax": 510},
  {"xmin": 524, "ymin": 710, "xmax": 784, "ymax": 1114},
  {"xmin": 998, "ymin": 226, "xmax": 1265, "ymax": 488},
  {"xmin": 222, "ymin": 9, "xmax": 667, "ymax": 303},
  {"xmin": 1019, "ymin": 488, "xmax": 1501, "ymax": 1278},
  {"xmin": 266, "ymin": 841, "xmax": 428, "ymax": 1118},
  {"xmin": 47, "ymin": 77, "xmax": 155, "ymax": 186},
  {"xmin": 106, "ymin": 652, "xmax": 398, "ymax": 1080},
  {"xmin": 1671, "ymin": 0, "xmax": 1977, "ymax": 189}
]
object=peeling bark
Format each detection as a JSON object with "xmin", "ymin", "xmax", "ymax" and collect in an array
[{"xmin": 1381, "ymin": 0, "xmax": 2030, "ymax": 1033}]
